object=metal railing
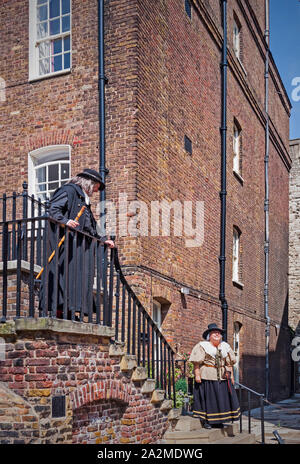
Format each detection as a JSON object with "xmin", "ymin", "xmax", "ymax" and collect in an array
[
  {"xmin": 112, "ymin": 248, "xmax": 176, "ymax": 406},
  {"xmin": 0, "ymin": 182, "xmax": 47, "ymax": 263},
  {"xmin": 0, "ymin": 186, "xmax": 176, "ymax": 405},
  {"xmin": 235, "ymin": 381, "xmax": 266, "ymax": 444}
]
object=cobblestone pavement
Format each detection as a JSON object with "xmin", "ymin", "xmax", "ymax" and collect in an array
[{"xmin": 240, "ymin": 394, "xmax": 300, "ymax": 444}]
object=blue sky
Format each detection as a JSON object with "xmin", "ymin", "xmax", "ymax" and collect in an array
[{"xmin": 270, "ymin": 0, "xmax": 300, "ymax": 140}]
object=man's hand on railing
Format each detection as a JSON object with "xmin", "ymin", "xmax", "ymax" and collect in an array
[
  {"xmin": 66, "ymin": 219, "xmax": 79, "ymax": 229},
  {"xmin": 104, "ymin": 239, "xmax": 115, "ymax": 248}
]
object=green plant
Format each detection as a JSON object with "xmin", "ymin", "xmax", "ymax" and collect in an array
[
  {"xmin": 173, "ymin": 378, "xmax": 193, "ymax": 409},
  {"xmin": 175, "ymin": 377, "xmax": 188, "ymax": 393}
]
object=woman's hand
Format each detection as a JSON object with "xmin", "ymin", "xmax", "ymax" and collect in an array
[
  {"xmin": 195, "ymin": 374, "xmax": 202, "ymax": 383},
  {"xmin": 194, "ymin": 363, "xmax": 201, "ymax": 383}
]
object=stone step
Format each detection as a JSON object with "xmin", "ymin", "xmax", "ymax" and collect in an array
[
  {"xmin": 173, "ymin": 416, "xmax": 203, "ymax": 432},
  {"xmin": 109, "ymin": 342, "xmax": 126, "ymax": 357},
  {"xmin": 131, "ymin": 367, "xmax": 148, "ymax": 382},
  {"xmin": 164, "ymin": 428, "xmax": 223, "ymax": 444},
  {"xmin": 213, "ymin": 432, "xmax": 256, "ymax": 444},
  {"xmin": 120, "ymin": 354, "xmax": 137, "ymax": 372},
  {"xmin": 141, "ymin": 378, "xmax": 156, "ymax": 394},
  {"xmin": 151, "ymin": 389, "xmax": 165, "ymax": 404}
]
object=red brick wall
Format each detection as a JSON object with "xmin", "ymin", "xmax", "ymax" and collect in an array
[{"xmin": 0, "ymin": 324, "xmax": 170, "ymax": 444}]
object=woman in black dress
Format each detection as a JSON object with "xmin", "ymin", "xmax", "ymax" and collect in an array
[{"xmin": 189, "ymin": 323, "xmax": 240, "ymax": 429}]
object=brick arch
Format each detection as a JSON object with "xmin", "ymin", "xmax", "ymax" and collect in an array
[
  {"xmin": 26, "ymin": 129, "xmax": 78, "ymax": 152},
  {"xmin": 69, "ymin": 379, "xmax": 133, "ymax": 410}
]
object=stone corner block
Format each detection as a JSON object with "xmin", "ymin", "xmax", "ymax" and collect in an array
[
  {"xmin": 151, "ymin": 389, "xmax": 165, "ymax": 404},
  {"xmin": 131, "ymin": 367, "xmax": 148, "ymax": 382},
  {"xmin": 141, "ymin": 378, "xmax": 156, "ymax": 394},
  {"xmin": 167, "ymin": 408, "xmax": 181, "ymax": 421},
  {"xmin": 120, "ymin": 354, "xmax": 137, "ymax": 372},
  {"xmin": 109, "ymin": 342, "xmax": 126, "ymax": 357},
  {"xmin": 0, "ymin": 320, "xmax": 16, "ymax": 337},
  {"xmin": 160, "ymin": 399, "xmax": 173, "ymax": 412}
]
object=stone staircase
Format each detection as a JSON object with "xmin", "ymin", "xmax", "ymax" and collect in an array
[
  {"xmin": 110, "ymin": 342, "xmax": 257, "ymax": 444},
  {"xmin": 162, "ymin": 415, "xmax": 256, "ymax": 444},
  {"xmin": 109, "ymin": 340, "xmax": 173, "ymax": 414}
]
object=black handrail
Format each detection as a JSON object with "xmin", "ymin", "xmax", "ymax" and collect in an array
[{"xmin": 235, "ymin": 381, "xmax": 265, "ymax": 444}]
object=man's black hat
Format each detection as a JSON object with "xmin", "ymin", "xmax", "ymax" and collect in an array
[
  {"xmin": 202, "ymin": 323, "xmax": 225, "ymax": 340},
  {"xmin": 77, "ymin": 169, "xmax": 105, "ymax": 190}
]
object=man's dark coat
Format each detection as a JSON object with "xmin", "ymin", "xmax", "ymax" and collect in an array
[{"xmin": 39, "ymin": 183, "xmax": 105, "ymax": 316}]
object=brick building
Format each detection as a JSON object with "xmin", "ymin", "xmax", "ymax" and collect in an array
[
  {"xmin": 0, "ymin": 0, "xmax": 292, "ymax": 440},
  {"xmin": 289, "ymin": 138, "xmax": 300, "ymax": 393}
]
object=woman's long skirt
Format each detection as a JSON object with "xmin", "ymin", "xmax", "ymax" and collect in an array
[{"xmin": 192, "ymin": 379, "xmax": 240, "ymax": 424}]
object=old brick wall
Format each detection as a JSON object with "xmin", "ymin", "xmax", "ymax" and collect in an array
[
  {"xmin": 289, "ymin": 139, "xmax": 300, "ymax": 333},
  {"xmin": 108, "ymin": 0, "xmax": 291, "ymax": 399},
  {"xmin": 0, "ymin": 320, "xmax": 170, "ymax": 444}
]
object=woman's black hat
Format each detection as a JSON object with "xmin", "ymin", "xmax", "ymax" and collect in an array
[
  {"xmin": 77, "ymin": 169, "xmax": 105, "ymax": 190},
  {"xmin": 202, "ymin": 323, "xmax": 225, "ymax": 340}
]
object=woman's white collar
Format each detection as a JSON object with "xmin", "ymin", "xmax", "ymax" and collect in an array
[{"xmin": 199, "ymin": 341, "xmax": 231, "ymax": 358}]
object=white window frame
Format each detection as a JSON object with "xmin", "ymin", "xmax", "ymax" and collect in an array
[
  {"xmin": 233, "ymin": 20, "xmax": 241, "ymax": 60},
  {"xmin": 153, "ymin": 300, "xmax": 162, "ymax": 329},
  {"xmin": 233, "ymin": 322, "xmax": 241, "ymax": 384},
  {"xmin": 232, "ymin": 228, "xmax": 240, "ymax": 283},
  {"xmin": 29, "ymin": 0, "xmax": 72, "ymax": 82},
  {"xmin": 28, "ymin": 145, "xmax": 71, "ymax": 201},
  {"xmin": 153, "ymin": 300, "xmax": 162, "ymax": 364},
  {"xmin": 233, "ymin": 123, "xmax": 240, "ymax": 175}
]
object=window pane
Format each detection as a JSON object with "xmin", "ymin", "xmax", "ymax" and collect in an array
[
  {"xmin": 50, "ymin": 18, "xmax": 60, "ymax": 35},
  {"xmin": 39, "ymin": 58, "xmax": 50, "ymax": 75},
  {"xmin": 53, "ymin": 38, "xmax": 62, "ymax": 54},
  {"xmin": 62, "ymin": 14, "xmax": 70, "ymax": 33},
  {"xmin": 38, "ymin": 0, "xmax": 47, "ymax": 5},
  {"xmin": 39, "ymin": 41, "xmax": 50, "ymax": 59},
  {"xmin": 50, "ymin": 0, "xmax": 60, "ymax": 18},
  {"xmin": 64, "ymin": 35, "xmax": 70, "ymax": 51},
  {"xmin": 37, "ymin": 166, "xmax": 46, "ymax": 183},
  {"xmin": 48, "ymin": 164, "xmax": 59, "ymax": 182},
  {"xmin": 37, "ymin": 183, "xmax": 47, "ymax": 192},
  {"xmin": 62, "ymin": 0, "xmax": 70, "ymax": 15},
  {"xmin": 64, "ymin": 52, "xmax": 70, "ymax": 69},
  {"xmin": 37, "ymin": 4, "xmax": 48, "ymax": 22},
  {"xmin": 48, "ymin": 181, "xmax": 59, "ymax": 191},
  {"xmin": 53, "ymin": 54, "xmax": 62, "ymax": 71},
  {"xmin": 61, "ymin": 163, "xmax": 69, "ymax": 180},
  {"xmin": 37, "ymin": 20, "xmax": 48, "ymax": 38}
]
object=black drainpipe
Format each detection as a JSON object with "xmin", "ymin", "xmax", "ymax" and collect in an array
[
  {"xmin": 98, "ymin": 0, "xmax": 109, "ymax": 218},
  {"xmin": 219, "ymin": 0, "xmax": 228, "ymax": 342}
]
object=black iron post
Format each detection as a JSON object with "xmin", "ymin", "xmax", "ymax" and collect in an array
[{"xmin": 98, "ymin": 0, "xmax": 109, "ymax": 232}]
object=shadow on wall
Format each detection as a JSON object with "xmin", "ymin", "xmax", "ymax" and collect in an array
[{"xmin": 239, "ymin": 293, "xmax": 292, "ymax": 402}]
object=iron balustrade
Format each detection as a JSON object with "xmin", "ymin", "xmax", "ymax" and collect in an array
[
  {"xmin": 0, "ymin": 183, "xmax": 47, "ymax": 264},
  {"xmin": 112, "ymin": 247, "xmax": 176, "ymax": 406},
  {"xmin": 0, "ymin": 191, "xmax": 176, "ymax": 405},
  {"xmin": 235, "ymin": 381, "xmax": 266, "ymax": 444}
]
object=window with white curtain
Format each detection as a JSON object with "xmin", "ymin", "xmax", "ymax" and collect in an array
[
  {"xmin": 232, "ymin": 228, "xmax": 240, "ymax": 283},
  {"xmin": 233, "ymin": 20, "xmax": 241, "ymax": 60},
  {"xmin": 233, "ymin": 123, "xmax": 241, "ymax": 174},
  {"xmin": 29, "ymin": 0, "xmax": 71, "ymax": 81}
]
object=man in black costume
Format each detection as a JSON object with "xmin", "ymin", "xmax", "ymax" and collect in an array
[{"xmin": 39, "ymin": 168, "xmax": 114, "ymax": 319}]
